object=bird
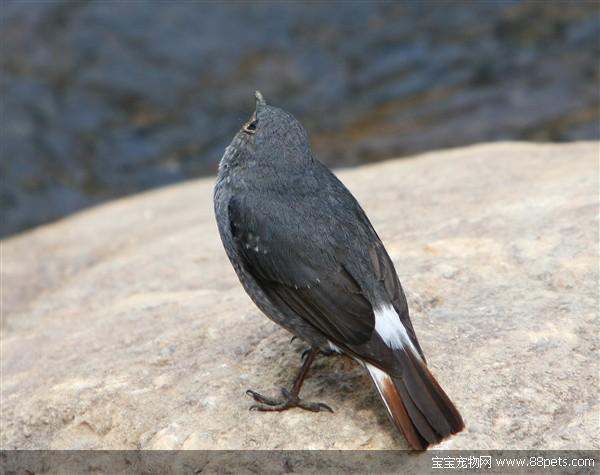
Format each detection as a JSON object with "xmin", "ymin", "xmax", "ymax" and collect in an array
[{"xmin": 213, "ymin": 91, "xmax": 464, "ymax": 450}]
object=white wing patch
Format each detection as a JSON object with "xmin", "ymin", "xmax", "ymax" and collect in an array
[{"xmin": 374, "ymin": 304, "xmax": 420, "ymax": 357}]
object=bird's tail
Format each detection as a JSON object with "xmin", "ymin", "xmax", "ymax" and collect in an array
[{"xmin": 366, "ymin": 352, "xmax": 464, "ymax": 450}]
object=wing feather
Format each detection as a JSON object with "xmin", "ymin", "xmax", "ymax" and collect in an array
[
  {"xmin": 227, "ymin": 189, "xmax": 424, "ymax": 362},
  {"xmin": 229, "ymin": 196, "xmax": 375, "ymax": 346}
]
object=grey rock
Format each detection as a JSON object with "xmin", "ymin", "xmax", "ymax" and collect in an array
[{"xmin": 1, "ymin": 142, "xmax": 598, "ymax": 450}]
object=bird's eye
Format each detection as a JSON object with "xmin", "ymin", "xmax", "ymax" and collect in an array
[{"xmin": 243, "ymin": 118, "xmax": 257, "ymax": 134}]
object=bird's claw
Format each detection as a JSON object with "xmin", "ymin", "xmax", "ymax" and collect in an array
[
  {"xmin": 245, "ymin": 387, "xmax": 333, "ymax": 413},
  {"xmin": 246, "ymin": 389, "xmax": 280, "ymax": 406},
  {"xmin": 299, "ymin": 401, "xmax": 334, "ymax": 413}
]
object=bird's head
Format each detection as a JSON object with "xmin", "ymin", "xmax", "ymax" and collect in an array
[{"xmin": 220, "ymin": 92, "xmax": 313, "ymax": 174}]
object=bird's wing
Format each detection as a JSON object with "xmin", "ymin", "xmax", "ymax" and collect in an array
[
  {"xmin": 367, "ymin": 239, "xmax": 426, "ymax": 361},
  {"xmin": 227, "ymin": 191, "xmax": 424, "ymax": 360},
  {"xmin": 228, "ymin": 194, "xmax": 375, "ymax": 346}
]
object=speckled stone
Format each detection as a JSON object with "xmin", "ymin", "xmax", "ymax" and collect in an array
[{"xmin": 1, "ymin": 142, "xmax": 598, "ymax": 451}]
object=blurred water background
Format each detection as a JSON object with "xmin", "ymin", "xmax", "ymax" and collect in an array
[{"xmin": 1, "ymin": 0, "xmax": 598, "ymax": 237}]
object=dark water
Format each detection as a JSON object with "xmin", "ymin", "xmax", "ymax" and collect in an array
[{"xmin": 1, "ymin": 1, "xmax": 598, "ymax": 237}]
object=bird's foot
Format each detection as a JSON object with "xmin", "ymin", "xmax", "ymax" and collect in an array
[
  {"xmin": 246, "ymin": 388, "xmax": 333, "ymax": 413},
  {"xmin": 298, "ymin": 346, "xmax": 337, "ymax": 360}
]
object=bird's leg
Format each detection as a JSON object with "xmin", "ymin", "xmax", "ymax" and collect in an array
[
  {"xmin": 246, "ymin": 348, "xmax": 333, "ymax": 413},
  {"xmin": 290, "ymin": 334, "xmax": 336, "ymax": 359}
]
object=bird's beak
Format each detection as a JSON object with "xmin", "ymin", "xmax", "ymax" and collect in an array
[{"xmin": 255, "ymin": 90, "xmax": 266, "ymax": 110}]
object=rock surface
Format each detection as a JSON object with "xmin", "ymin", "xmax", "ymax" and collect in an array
[
  {"xmin": 1, "ymin": 1, "xmax": 599, "ymax": 236},
  {"xmin": 1, "ymin": 142, "xmax": 598, "ymax": 451}
]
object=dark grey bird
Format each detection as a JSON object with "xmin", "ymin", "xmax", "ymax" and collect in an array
[{"xmin": 213, "ymin": 91, "xmax": 464, "ymax": 450}]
